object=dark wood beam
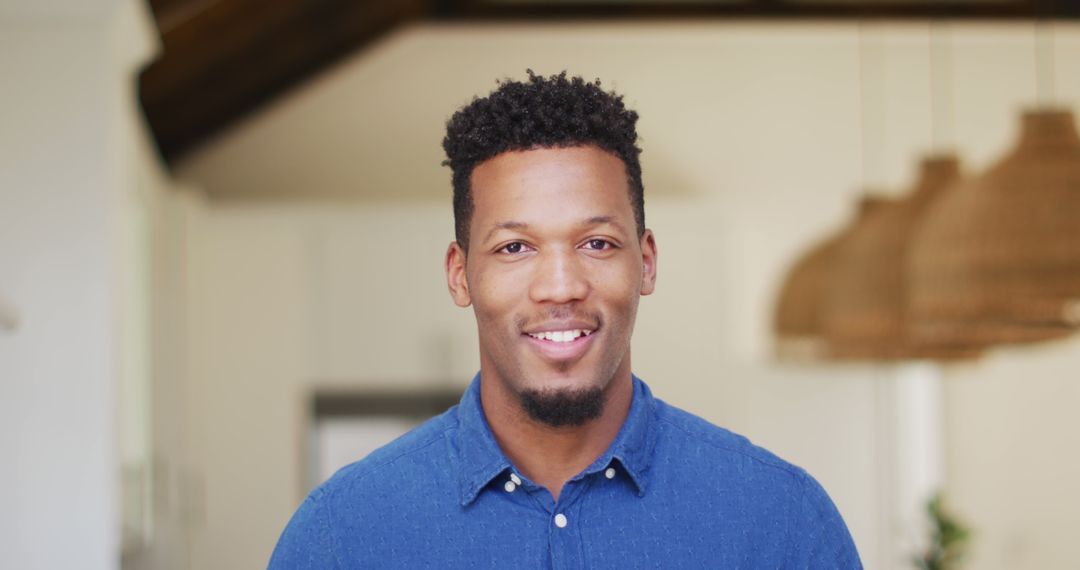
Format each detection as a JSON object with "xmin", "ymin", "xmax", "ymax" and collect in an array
[
  {"xmin": 139, "ymin": 0, "xmax": 1080, "ymax": 164},
  {"xmin": 440, "ymin": 0, "xmax": 1075, "ymax": 21},
  {"xmin": 140, "ymin": 0, "xmax": 431, "ymax": 161}
]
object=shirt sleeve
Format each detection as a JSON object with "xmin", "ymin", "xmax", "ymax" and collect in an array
[
  {"xmin": 267, "ymin": 490, "xmax": 340, "ymax": 569},
  {"xmin": 784, "ymin": 473, "xmax": 863, "ymax": 569}
]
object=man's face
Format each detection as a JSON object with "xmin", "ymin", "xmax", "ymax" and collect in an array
[{"xmin": 445, "ymin": 145, "xmax": 657, "ymax": 423}]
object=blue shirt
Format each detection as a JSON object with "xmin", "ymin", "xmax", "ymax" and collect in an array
[{"xmin": 270, "ymin": 375, "xmax": 862, "ymax": 568}]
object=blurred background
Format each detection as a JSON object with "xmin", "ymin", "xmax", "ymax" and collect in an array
[{"xmin": 3, "ymin": 0, "xmax": 1080, "ymax": 569}]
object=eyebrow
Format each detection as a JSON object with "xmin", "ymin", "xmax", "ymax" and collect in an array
[
  {"xmin": 483, "ymin": 215, "xmax": 625, "ymax": 244},
  {"xmin": 584, "ymin": 215, "xmax": 622, "ymax": 231},
  {"xmin": 484, "ymin": 221, "xmax": 530, "ymax": 244}
]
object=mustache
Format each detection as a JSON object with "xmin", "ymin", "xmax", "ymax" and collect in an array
[{"xmin": 515, "ymin": 306, "xmax": 602, "ymax": 331}]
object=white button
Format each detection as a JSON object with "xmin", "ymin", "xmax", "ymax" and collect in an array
[
  {"xmin": 554, "ymin": 513, "xmax": 568, "ymax": 528},
  {"xmin": 504, "ymin": 481, "xmax": 517, "ymax": 493},
  {"xmin": 510, "ymin": 473, "xmax": 521, "ymax": 485},
  {"xmin": 605, "ymin": 467, "xmax": 616, "ymax": 479}
]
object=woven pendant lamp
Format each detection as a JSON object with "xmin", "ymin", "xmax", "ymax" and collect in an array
[
  {"xmin": 827, "ymin": 155, "xmax": 981, "ymax": 360},
  {"xmin": 774, "ymin": 197, "xmax": 890, "ymax": 361},
  {"xmin": 908, "ymin": 109, "xmax": 1080, "ymax": 346}
]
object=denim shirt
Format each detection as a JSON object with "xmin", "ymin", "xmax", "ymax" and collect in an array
[{"xmin": 269, "ymin": 374, "xmax": 862, "ymax": 569}]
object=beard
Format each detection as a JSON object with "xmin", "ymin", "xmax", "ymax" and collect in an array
[{"xmin": 519, "ymin": 386, "xmax": 606, "ymax": 427}]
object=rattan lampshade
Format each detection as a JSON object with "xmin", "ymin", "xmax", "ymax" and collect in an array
[
  {"xmin": 826, "ymin": 155, "xmax": 981, "ymax": 360},
  {"xmin": 774, "ymin": 197, "xmax": 890, "ymax": 361},
  {"xmin": 908, "ymin": 109, "xmax": 1080, "ymax": 346}
]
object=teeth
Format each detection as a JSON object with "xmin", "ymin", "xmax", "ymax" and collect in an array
[{"xmin": 528, "ymin": 329, "xmax": 593, "ymax": 343}]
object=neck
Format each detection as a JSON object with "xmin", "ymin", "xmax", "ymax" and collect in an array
[{"xmin": 479, "ymin": 372, "xmax": 633, "ymax": 502}]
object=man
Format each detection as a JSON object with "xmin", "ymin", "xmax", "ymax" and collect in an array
[{"xmin": 270, "ymin": 71, "xmax": 861, "ymax": 568}]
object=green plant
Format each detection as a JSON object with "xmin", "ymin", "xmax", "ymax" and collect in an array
[{"xmin": 913, "ymin": 493, "xmax": 971, "ymax": 570}]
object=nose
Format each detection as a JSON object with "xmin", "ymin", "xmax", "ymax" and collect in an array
[{"xmin": 529, "ymin": 247, "xmax": 589, "ymax": 304}]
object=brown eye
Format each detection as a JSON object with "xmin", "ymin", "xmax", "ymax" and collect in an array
[
  {"xmin": 500, "ymin": 242, "xmax": 525, "ymax": 254},
  {"xmin": 585, "ymin": 239, "xmax": 612, "ymax": 250}
]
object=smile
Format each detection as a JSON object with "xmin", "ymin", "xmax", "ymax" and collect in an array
[
  {"xmin": 525, "ymin": 329, "xmax": 594, "ymax": 343},
  {"xmin": 522, "ymin": 325, "xmax": 598, "ymax": 363}
]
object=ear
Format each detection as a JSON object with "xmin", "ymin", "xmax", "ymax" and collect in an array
[
  {"xmin": 639, "ymin": 229, "xmax": 657, "ymax": 296},
  {"xmin": 445, "ymin": 241, "xmax": 472, "ymax": 307}
]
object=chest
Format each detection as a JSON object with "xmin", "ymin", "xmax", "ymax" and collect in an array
[{"xmin": 330, "ymin": 475, "xmax": 792, "ymax": 569}]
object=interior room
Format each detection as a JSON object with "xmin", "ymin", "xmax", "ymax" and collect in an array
[{"xmin": 2, "ymin": 1, "xmax": 1079, "ymax": 568}]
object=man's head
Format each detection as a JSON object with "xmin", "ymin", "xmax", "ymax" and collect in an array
[
  {"xmin": 443, "ymin": 72, "xmax": 656, "ymax": 428},
  {"xmin": 442, "ymin": 70, "xmax": 645, "ymax": 252}
]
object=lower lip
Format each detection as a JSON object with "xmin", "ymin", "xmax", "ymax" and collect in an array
[{"xmin": 523, "ymin": 331, "xmax": 597, "ymax": 363}]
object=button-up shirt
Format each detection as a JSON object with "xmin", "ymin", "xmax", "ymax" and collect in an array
[{"xmin": 269, "ymin": 375, "xmax": 862, "ymax": 568}]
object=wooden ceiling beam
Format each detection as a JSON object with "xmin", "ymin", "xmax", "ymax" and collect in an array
[
  {"xmin": 439, "ymin": 0, "xmax": 1067, "ymax": 21},
  {"xmin": 140, "ymin": 0, "xmax": 430, "ymax": 161},
  {"xmin": 140, "ymin": 0, "xmax": 1080, "ymax": 164}
]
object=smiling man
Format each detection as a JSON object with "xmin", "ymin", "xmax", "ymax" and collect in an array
[{"xmin": 269, "ymin": 71, "xmax": 861, "ymax": 569}]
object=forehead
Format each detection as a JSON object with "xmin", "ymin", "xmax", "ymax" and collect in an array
[{"xmin": 469, "ymin": 145, "xmax": 633, "ymax": 234}]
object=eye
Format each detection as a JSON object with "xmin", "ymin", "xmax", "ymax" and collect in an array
[
  {"xmin": 583, "ymin": 238, "xmax": 615, "ymax": 251},
  {"xmin": 497, "ymin": 241, "xmax": 531, "ymax": 255}
]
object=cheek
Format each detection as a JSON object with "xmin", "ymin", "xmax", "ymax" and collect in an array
[
  {"xmin": 468, "ymin": 273, "xmax": 519, "ymax": 333},
  {"xmin": 609, "ymin": 297, "xmax": 640, "ymax": 336},
  {"xmin": 600, "ymin": 266, "xmax": 643, "ymax": 330},
  {"xmin": 469, "ymin": 264, "xmax": 528, "ymax": 307},
  {"xmin": 595, "ymin": 263, "xmax": 642, "ymax": 303}
]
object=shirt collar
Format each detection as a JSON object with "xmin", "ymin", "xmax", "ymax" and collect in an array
[
  {"xmin": 453, "ymin": 372, "xmax": 659, "ymax": 506},
  {"xmin": 453, "ymin": 373, "xmax": 512, "ymax": 506},
  {"xmin": 583, "ymin": 375, "xmax": 658, "ymax": 497}
]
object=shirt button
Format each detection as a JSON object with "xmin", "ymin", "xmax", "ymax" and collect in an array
[
  {"xmin": 554, "ymin": 513, "xmax": 568, "ymax": 528},
  {"xmin": 504, "ymin": 481, "xmax": 517, "ymax": 493},
  {"xmin": 604, "ymin": 467, "xmax": 616, "ymax": 479},
  {"xmin": 510, "ymin": 473, "xmax": 521, "ymax": 485}
]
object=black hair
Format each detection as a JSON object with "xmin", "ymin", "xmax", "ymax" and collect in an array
[{"xmin": 442, "ymin": 70, "xmax": 644, "ymax": 250}]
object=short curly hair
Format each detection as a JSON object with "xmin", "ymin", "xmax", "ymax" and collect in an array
[{"xmin": 442, "ymin": 70, "xmax": 644, "ymax": 250}]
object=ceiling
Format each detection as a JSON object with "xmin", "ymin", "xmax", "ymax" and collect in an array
[{"xmin": 139, "ymin": 0, "xmax": 1078, "ymax": 164}]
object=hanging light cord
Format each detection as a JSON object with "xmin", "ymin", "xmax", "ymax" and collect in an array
[
  {"xmin": 1034, "ymin": 10, "xmax": 1057, "ymax": 107},
  {"xmin": 856, "ymin": 20, "xmax": 877, "ymax": 199},
  {"xmin": 928, "ymin": 21, "xmax": 955, "ymax": 154},
  {"xmin": 857, "ymin": 21, "xmax": 867, "ymax": 197}
]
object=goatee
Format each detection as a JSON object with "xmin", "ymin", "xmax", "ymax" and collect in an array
[{"xmin": 519, "ymin": 387, "xmax": 605, "ymax": 427}]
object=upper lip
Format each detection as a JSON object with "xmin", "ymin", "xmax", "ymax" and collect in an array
[{"xmin": 522, "ymin": 320, "xmax": 598, "ymax": 334}]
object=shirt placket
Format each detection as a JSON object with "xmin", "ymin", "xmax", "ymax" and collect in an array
[{"xmin": 547, "ymin": 475, "xmax": 597, "ymax": 570}]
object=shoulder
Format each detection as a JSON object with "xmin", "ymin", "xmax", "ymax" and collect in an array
[
  {"xmin": 269, "ymin": 409, "xmax": 461, "ymax": 568},
  {"xmin": 652, "ymin": 398, "xmax": 807, "ymax": 484},
  {"xmin": 318, "ymin": 406, "xmax": 459, "ymax": 499},
  {"xmin": 298, "ymin": 405, "xmax": 462, "ymax": 527},
  {"xmin": 650, "ymin": 399, "xmax": 862, "ymax": 567}
]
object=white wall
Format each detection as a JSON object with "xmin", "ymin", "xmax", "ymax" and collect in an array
[
  {"xmin": 0, "ymin": 20, "xmax": 118, "ymax": 566},
  {"xmin": 943, "ymin": 337, "xmax": 1080, "ymax": 569},
  {"xmin": 173, "ymin": 21, "xmax": 1080, "ymax": 570},
  {"xmin": 0, "ymin": 1, "xmax": 178, "ymax": 568}
]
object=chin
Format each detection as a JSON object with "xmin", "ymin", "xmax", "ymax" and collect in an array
[
  {"xmin": 523, "ymin": 358, "xmax": 609, "ymax": 392},
  {"xmin": 518, "ymin": 383, "xmax": 606, "ymax": 427}
]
